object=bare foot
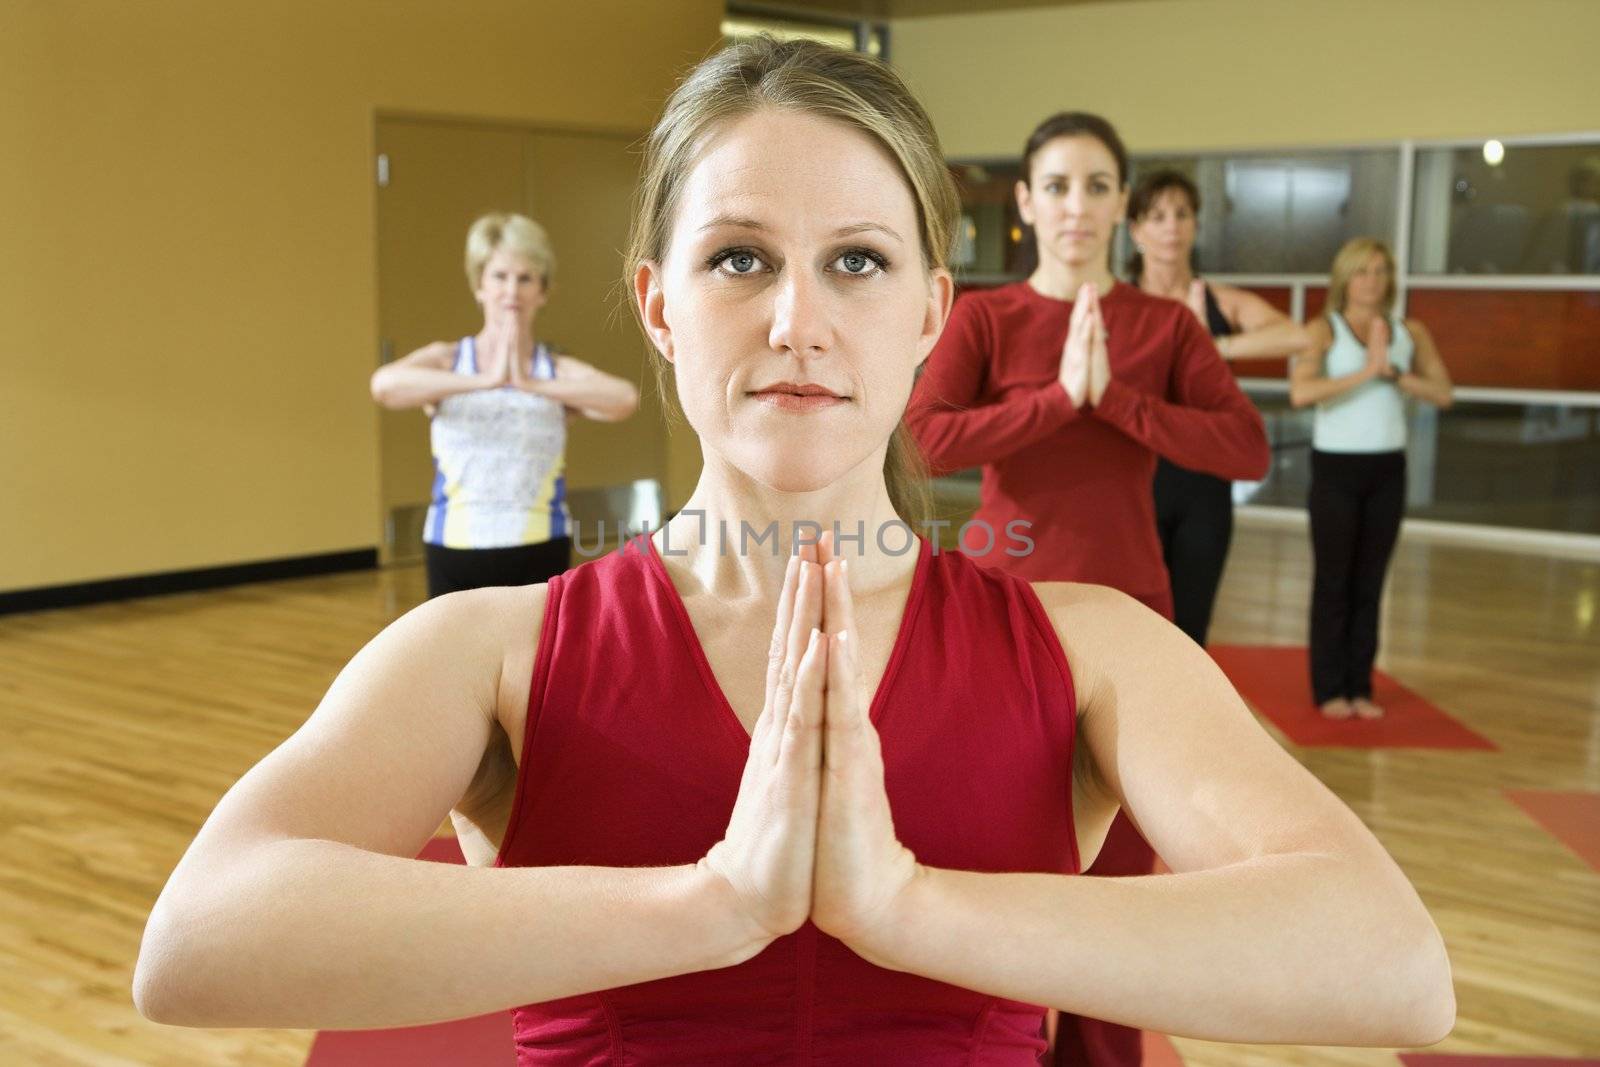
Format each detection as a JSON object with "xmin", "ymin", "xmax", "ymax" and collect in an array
[
  {"xmin": 1352, "ymin": 697, "xmax": 1385, "ymax": 720},
  {"xmin": 1319, "ymin": 698, "xmax": 1353, "ymax": 720}
]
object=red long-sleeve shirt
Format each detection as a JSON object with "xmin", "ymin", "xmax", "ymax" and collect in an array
[{"xmin": 907, "ymin": 281, "xmax": 1270, "ymax": 612}]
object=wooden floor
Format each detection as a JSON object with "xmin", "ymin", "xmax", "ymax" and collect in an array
[{"xmin": 1, "ymin": 523, "xmax": 1596, "ymax": 1066}]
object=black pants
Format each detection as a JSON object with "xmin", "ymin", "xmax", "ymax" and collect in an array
[
  {"xmin": 1307, "ymin": 450, "xmax": 1406, "ymax": 704},
  {"xmin": 424, "ymin": 537, "xmax": 573, "ymax": 599},
  {"xmin": 1152, "ymin": 459, "xmax": 1234, "ymax": 647}
]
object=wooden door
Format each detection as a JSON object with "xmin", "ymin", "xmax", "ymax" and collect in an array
[
  {"xmin": 521, "ymin": 130, "xmax": 663, "ymax": 495},
  {"xmin": 373, "ymin": 118, "xmax": 525, "ymax": 562}
]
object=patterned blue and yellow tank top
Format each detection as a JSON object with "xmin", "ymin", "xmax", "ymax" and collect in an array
[{"xmin": 423, "ymin": 336, "xmax": 569, "ymax": 549}]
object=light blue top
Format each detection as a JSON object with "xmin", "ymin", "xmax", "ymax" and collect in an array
[{"xmin": 1312, "ymin": 312, "xmax": 1413, "ymax": 454}]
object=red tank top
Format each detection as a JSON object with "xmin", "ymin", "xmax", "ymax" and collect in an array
[{"xmin": 495, "ymin": 536, "xmax": 1080, "ymax": 1064}]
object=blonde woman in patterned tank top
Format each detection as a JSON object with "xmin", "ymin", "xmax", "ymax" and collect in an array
[{"xmin": 371, "ymin": 214, "xmax": 639, "ymax": 597}]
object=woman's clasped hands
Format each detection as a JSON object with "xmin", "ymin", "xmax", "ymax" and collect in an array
[
  {"xmin": 477, "ymin": 312, "xmax": 552, "ymax": 396},
  {"xmin": 700, "ymin": 535, "xmax": 919, "ymax": 955},
  {"xmin": 1058, "ymin": 282, "xmax": 1111, "ymax": 409}
]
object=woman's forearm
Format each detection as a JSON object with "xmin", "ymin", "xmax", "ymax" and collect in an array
[
  {"xmin": 1222, "ymin": 321, "xmax": 1312, "ymax": 361},
  {"xmin": 852, "ymin": 853, "xmax": 1453, "ymax": 1047},
  {"xmin": 525, "ymin": 375, "xmax": 639, "ymax": 420},
  {"xmin": 134, "ymin": 838, "xmax": 765, "ymax": 1029},
  {"xmin": 372, "ymin": 366, "xmax": 489, "ymax": 410},
  {"xmin": 1399, "ymin": 373, "xmax": 1453, "ymax": 409},
  {"xmin": 1289, "ymin": 369, "xmax": 1373, "ymax": 408}
]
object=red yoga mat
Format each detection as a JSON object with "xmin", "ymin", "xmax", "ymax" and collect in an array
[
  {"xmin": 1505, "ymin": 790, "xmax": 1600, "ymax": 873},
  {"xmin": 1401, "ymin": 1056, "xmax": 1600, "ymax": 1066},
  {"xmin": 1208, "ymin": 645, "xmax": 1496, "ymax": 750},
  {"xmin": 1142, "ymin": 1031, "xmax": 1186, "ymax": 1065}
]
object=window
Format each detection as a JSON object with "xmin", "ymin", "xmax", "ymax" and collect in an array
[
  {"xmin": 1127, "ymin": 150, "xmax": 1400, "ymax": 275},
  {"xmin": 1411, "ymin": 140, "xmax": 1600, "ymax": 275}
]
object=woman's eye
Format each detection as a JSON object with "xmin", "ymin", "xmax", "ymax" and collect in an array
[
  {"xmin": 712, "ymin": 249, "xmax": 765, "ymax": 276},
  {"xmin": 833, "ymin": 250, "xmax": 883, "ymax": 277}
]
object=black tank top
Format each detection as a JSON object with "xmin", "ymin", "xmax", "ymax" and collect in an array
[{"xmin": 1202, "ymin": 283, "xmax": 1235, "ymax": 339}]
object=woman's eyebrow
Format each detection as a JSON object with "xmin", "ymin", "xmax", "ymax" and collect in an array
[
  {"xmin": 831, "ymin": 221, "xmax": 904, "ymax": 244},
  {"xmin": 699, "ymin": 214, "xmax": 768, "ymax": 233},
  {"xmin": 696, "ymin": 215, "xmax": 903, "ymax": 244}
]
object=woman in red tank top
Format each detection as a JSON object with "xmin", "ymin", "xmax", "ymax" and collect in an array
[{"xmin": 136, "ymin": 37, "xmax": 1455, "ymax": 1064}]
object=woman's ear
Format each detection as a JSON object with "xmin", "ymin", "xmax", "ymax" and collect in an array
[
  {"xmin": 634, "ymin": 260, "xmax": 674, "ymax": 363},
  {"xmin": 915, "ymin": 267, "xmax": 955, "ymax": 369},
  {"xmin": 1014, "ymin": 178, "xmax": 1034, "ymax": 226}
]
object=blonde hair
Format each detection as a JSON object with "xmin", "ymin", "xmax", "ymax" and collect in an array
[
  {"xmin": 624, "ymin": 36, "xmax": 959, "ymax": 527},
  {"xmin": 1326, "ymin": 237, "xmax": 1397, "ymax": 317},
  {"xmin": 465, "ymin": 213, "xmax": 555, "ymax": 291}
]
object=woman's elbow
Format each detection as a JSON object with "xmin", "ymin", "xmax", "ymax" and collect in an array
[
  {"xmin": 132, "ymin": 950, "xmax": 184, "ymax": 1026},
  {"xmin": 134, "ymin": 892, "xmax": 250, "ymax": 1027},
  {"xmin": 370, "ymin": 374, "xmax": 398, "ymax": 409},
  {"xmin": 132, "ymin": 922, "xmax": 208, "ymax": 1026},
  {"xmin": 1395, "ymin": 958, "xmax": 1456, "ymax": 1046},
  {"xmin": 1410, "ymin": 979, "xmax": 1457, "ymax": 1048},
  {"xmin": 1378, "ymin": 915, "xmax": 1456, "ymax": 1046},
  {"xmin": 615, "ymin": 384, "xmax": 641, "ymax": 420}
]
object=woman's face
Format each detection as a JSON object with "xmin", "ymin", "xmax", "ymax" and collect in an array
[
  {"xmin": 1016, "ymin": 135, "xmax": 1128, "ymax": 271},
  {"xmin": 1129, "ymin": 188, "xmax": 1198, "ymax": 269},
  {"xmin": 475, "ymin": 247, "xmax": 547, "ymax": 327},
  {"xmin": 1346, "ymin": 253, "xmax": 1391, "ymax": 309},
  {"xmin": 637, "ymin": 108, "xmax": 950, "ymax": 496}
]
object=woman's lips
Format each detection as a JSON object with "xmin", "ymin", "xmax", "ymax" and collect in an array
[{"xmin": 750, "ymin": 385, "xmax": 849, "ymax": 412}]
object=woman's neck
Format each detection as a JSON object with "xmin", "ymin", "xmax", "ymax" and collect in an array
[
  {"xmin": 1138, "ymin": 256, "xmax": 1194, "ymax": 298},
  {"xmin": 1342, "ymin": 300, "xmax": 1384, "ymax": 323},
  {"xmin": 1027, "ymin": 256, "xmax": 1115, "ymax": 301},
  {"xmin": 653, "ymin": 456, "xmax": 916, "ymax": 604}
]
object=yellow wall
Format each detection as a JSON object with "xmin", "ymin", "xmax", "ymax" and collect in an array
[
  {"xmin": 892, "ymin": 0, "xmax": 1600, "ymax": 158},
  {"xmin": 1, "ymin": 0, "xmax": 721, "ymax": 592}
]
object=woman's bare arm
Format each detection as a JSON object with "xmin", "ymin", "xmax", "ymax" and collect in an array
[
  {"xmin": 1288, "ymin": 319, "xmax": 1379, "ymax": 408},
  {"xmin": 1397, "ymin": 321, "xmax": 1454, "ymax": 409},
  {"xmin": 133, "ymin": 585, "xmax": 764, "ymax": 1029},
  {"xmin": 1212, "ymin": 284, "xmax": 1313, "ymax": 360},
  {"xmin": 370, "ymin": 341, "xmax": 495, "ymax": 410},
  {"xmin": 850, "ymin": 583, "xmax": 1454, "ymax": 1048},
  {"xmin": 519, "ymin": 355, "xmax": 639, "ymax": 421}
]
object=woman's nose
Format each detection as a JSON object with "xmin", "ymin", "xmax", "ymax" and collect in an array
[{"xmin": 768, "ymin": 270, "xmax": 834, "ymax": 357}]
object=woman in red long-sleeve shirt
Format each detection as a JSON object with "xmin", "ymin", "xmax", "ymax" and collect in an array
[
  {"xmin": 907, "ymin": 113, "xmax": 1272, "ymax": 1067},
  {"xmin": 908, "ymin": 113, "xmax": 1269, "ymax": 617}
]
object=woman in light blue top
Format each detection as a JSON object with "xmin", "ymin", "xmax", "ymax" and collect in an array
[
  {"xmin": 371, "ymin": 213, "xmax": 640, "ymax": 597},
  {"xmin": 1290, "ymin": 238, "xmax": 1453, "ymax": 721}
]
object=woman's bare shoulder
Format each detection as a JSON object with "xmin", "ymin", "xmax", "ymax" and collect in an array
[
  {"xmin": 1028, "ymin": 579, "xmax": 1148, "ymax": 623},
  {"xmin": 430, "ymin": 583, "xmax": 549, "ymax": 730},
  {"xmin": 1028, "ymin": 579, "xmax": 1210, "ymax": 701},
  {"xmin": 395, "ymin": 340, "xmax": 460, "ymax": 368}
]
